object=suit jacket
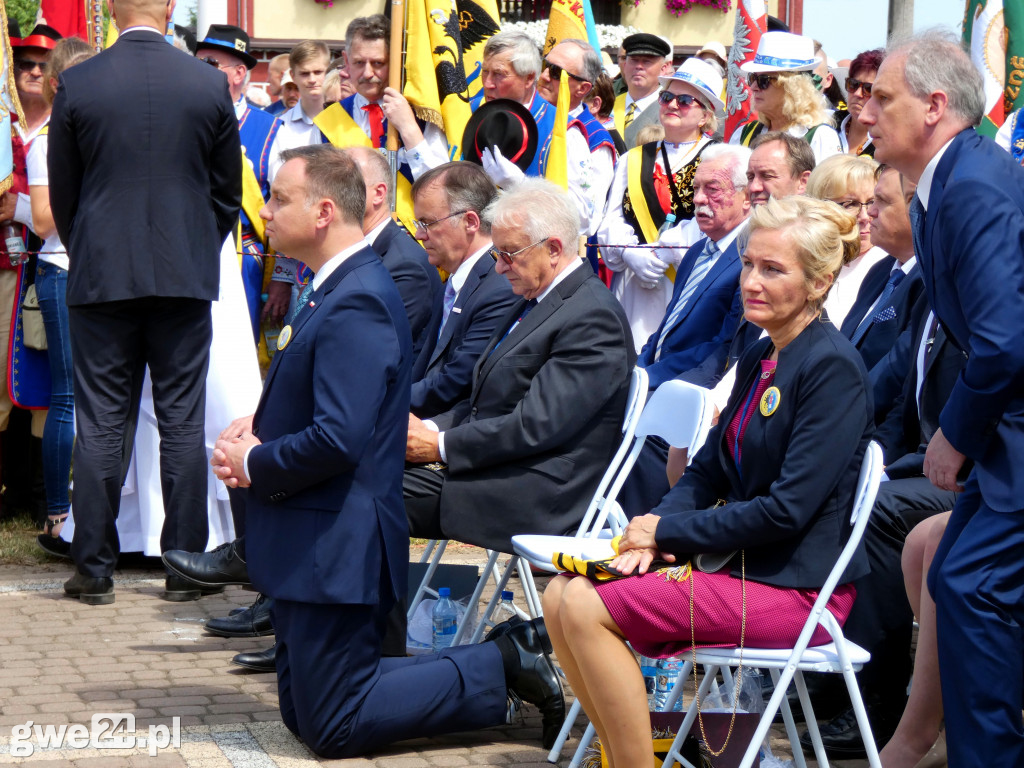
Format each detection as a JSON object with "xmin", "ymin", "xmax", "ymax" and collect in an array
[
  {"xmin": 874, "ymin": 306, "xmax": 969, "ymax": 475},
  {"xmin": 654, "ymin": 319, "xmax": 873, "ymax": 588},
  {"xmin": 49, "ymin": 30, "xmax": 240, "ymax": 306},
  {"xmin": 638, "ymin": 236, "xmax": 745, "ymax": 390},
  {"xmin": 245, "ymin": 246, "xmax": 413, "ymax": 606},
  {"xmin": 410, "ymin": 253, "xmax": 518, "ymax": 417},
  {"xmin": 430, "ymin": 263, "xmax": 636, "ymax": 551},
  {"xmin": 624, "ymin": 99, "xmax": 661, "ymax": 149},
  {"xmin": 916, "ymin": 128, "xmax": 1024, "ymax": 510},
  {"xmin": 839, "ymin": 256, "xmax": 925, "ymax": 371},
  {"xmin": 371, "ymin": 219, "xmax": 443, "ymax": 358}
]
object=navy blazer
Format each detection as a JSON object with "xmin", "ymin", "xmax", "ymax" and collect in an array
[
  {"xmin": 638, "ymin": 236, "xmax": 744, "ymax": 390},
  {"xmin": 430, "ymin": 263, "xmax": 636, "ymax": 552},
  {"xmin": 371, "ymin": 219, "xmax": 443, "ymax": 358},
  {"xmin": 916, "ymin": 128, "xmax": 1024, "ymax": 511},
  {"xmin": 839, "ymin": 256, "xmax": 925, "ymax": 371},
  {"xmin": 410, "ymin": 253, "xmax": 518, "ymax": 417},
  {"xmin": 245, "ymin": 246, "xmax": 413, "ymax": 606},
  {"xmin": 49, "ymin": 30, "xmax": 240, "ymax": 305},
  {"xmin": 654, "ymin": 320, "xmax": 873, "ymax": 589}
]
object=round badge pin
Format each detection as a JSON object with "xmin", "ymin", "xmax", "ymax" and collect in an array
[
  {"xmin": 759, "ymin": 386, "xmax": 780, "ymax": 417},
  {"xmin": 277, "ymin": 325, "xmax": 293, "ymax": 351}
]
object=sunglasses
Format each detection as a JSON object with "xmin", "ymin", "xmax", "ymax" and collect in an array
[
  {"xmin": 846, "ymin": 76, "xmax": 873, "ymax": 96},
  {"xmin": 746, "ymin": 73, "xmax": 780, "ymax": 91},
  {"xmin": 14, "ymin": 59, "xmax": 45, "ymax": 74},
  {"xmin": 659, "ymin": 91, "xmax": 703, "ymax": 109},
  {"xmin": 543, "ymin": 59, "xmax": 588, "ymax": 84},
  {"xmin": 413, "ymin": 209, "xmax": 468, "ymax": 233},
  {"xmin": 489, "ymin": 237, "xmax": 550, "ymax": 266}
]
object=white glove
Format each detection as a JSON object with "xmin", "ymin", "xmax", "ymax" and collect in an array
[
  {"xmin": 480, "ymin": 146, "xmax": 526, "ymax": 189},
  {"xmin": 622, "ymin": 246, "xmax": 669, "ymax": 289}
]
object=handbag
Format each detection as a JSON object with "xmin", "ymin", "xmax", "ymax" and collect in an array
[{"xmin": 21, "ymin": 283, "xmax": 47, "ymax": 351}]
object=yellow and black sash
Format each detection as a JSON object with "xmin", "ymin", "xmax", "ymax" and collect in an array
[{"xmin": 613, "ymin": 92, "xmax": 628, "ymax": 137}]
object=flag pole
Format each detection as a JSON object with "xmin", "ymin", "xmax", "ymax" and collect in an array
[{"xmin": 386, "ymin": 0, "xmax": 405, "ymax": 213}]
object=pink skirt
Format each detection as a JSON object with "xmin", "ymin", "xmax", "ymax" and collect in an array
[{"xmin": 593, "ymin": 567, "xmax": 857, "ymax": 659}]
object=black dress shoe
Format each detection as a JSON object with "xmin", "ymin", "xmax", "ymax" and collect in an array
[
  {"xmin": 205, "ymin": 594, "xmax": 274, "ymax": 637},
  {"xmin": 482, "ymin": 614, "xmax": 524, "ymax": 643},
  {"xmin": 163, "ymin": 575, "xmax": 225, "ymax": 602},
  {"xmin": 162, "ymin": 541, "xmax": 250, "ymax": 588},
  {"xmin": 800, "ymin": 702, "xmax": 901, "ymax": 759},
  {"xmin": 64, "ymin": 573, "xmax": 114, "ymax": 605},
  {"xmin": 37, "ymin": 534, "xmax": 73, "ymax": 559},
  {"xmin": 232, "ymin": 643, "xmax": 276, "ymax": 673},
  {"xmin": 491, "ymin": 618, "xmax": 564, "ymax": 749}
]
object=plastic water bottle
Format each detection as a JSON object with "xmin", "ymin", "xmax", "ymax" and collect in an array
[
  {"xmin": 432, "ymin": 587, "xmax": 458, "ymax": 651},
  {"xmin": 654, "ymin": 656, "xmax": 684, "ymax": 711},
  {"xmin": 640, "ymin": 656, "xmax": 659, "ymax": 709},
  {"xmin": 496, "ymin": 590, "xmax": 517, "ymax": 623}
]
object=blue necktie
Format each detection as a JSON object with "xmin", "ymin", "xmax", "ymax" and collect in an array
[
  {"xmin": 438, "ymin": 280, "xmax": 457, "ymax": 339},
  {"xmin": 908, "ymin": 193, "xmax": 926, "ymax": 261},
  {"xmin": 288, "ymin": 281, "xmax": 315, "ymax": 324},
  {"xmin": 491, "ymin": 299, "xmax": 537, "ymax": 355},
  {"xmin": 655, "ymin": 239, "xmax": 719, "ymax": 361},
  {"xmin": 851, "ymin": 269, "xmax": 905, "ymax": 345}
]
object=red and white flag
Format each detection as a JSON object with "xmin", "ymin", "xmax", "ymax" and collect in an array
[{"xmin": 724, "ymin": 0, "xmax": 767, "ymax": 142}]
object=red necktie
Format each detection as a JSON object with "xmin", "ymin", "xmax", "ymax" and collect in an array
[{"xmin": 362, "ymin": 103, "xmax": 385, "ymax": 149}]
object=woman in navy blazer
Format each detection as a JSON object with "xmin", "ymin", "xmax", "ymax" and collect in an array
[{"xmin": 542, "ymin": 196, "xmax": 874, "ymax": 767}]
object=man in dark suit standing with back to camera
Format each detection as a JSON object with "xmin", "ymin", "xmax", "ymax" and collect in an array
[{"xmin": 48, "ymin": 0, "xmax": 241, "ymax": 605}]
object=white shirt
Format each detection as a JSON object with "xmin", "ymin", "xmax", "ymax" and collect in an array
[
  {"xmin": 729, "ymin": 121, "xmax": 843, "ymax": 164},
  {"xmin": 13, "ymin": 120, "xmax": 49, "ymax": 233},
  {"xmin": 25, "ymin": 126, "xmax": 67, "ymax": 270},
  {"xmin": 348, "ymin": 92, "xmax": 450, "ymax": 180},
  {"xmin": 364, "ymin": 217, "xmax": 391, "ymax": 247},
  {"xmin": 448, "ymin": 243, "xmax": 492, "ymax": 296},
  {"xmin": 567, "ymin": 105, "xmax": 616, "ymax": 237},
  {"xmin": 267, "ymin": 102, "xmax": 324, "ymax": 183},
  {"xmin": 853, "ymin": 256, "xmax": 918, "ymax": 328},
  {"xmin": 823, "ymin": 245, "xmax": 888, "ymax": 328},
  {"xmin": 625, "ymin": 90, "xmax": 660, "ymax": 119},
  {"xmin": 917, "ymin": 138, "xmax": 956, "ymax": 210},
  {"xmin": 838, "ymin": 113, "xmax": 873, "ymax": 155}
]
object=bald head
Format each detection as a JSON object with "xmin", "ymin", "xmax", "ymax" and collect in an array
[
  {"xmin": 112, "ymin": 0, "xmax": 175, "ymax": 31},
  {"xmin": 343, "ymin": 146, "xmax": 393, "ymax": 230}
]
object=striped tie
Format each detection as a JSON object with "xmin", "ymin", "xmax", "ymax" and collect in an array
[
  {"xmin": 625, "ymin": 101, "xmax": 637, "ymax": 128},
  {"xmin": 655, "ymin": 239, "xmax": 720, "ymax": 361}
]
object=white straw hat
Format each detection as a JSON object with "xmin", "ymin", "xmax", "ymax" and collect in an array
[
  {"xmin": 659, "ymin": 57, "xmax": 725, "ymax": 112},
  {"xmin": 740, "ymin": 31, "xmax": 817, "ymax": 74}
]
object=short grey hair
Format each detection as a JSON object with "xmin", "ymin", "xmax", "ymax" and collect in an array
[
  {"xmin": 484, "ymin": 179, "xmax": 580, "ymax": 256},
  {"xmin": 484, "ymin": 31, "xmax": 542, "ymax": 80},
  {"xmin": 888, "ymin": 29, "xmax": 985, "ymax": 127},
  {"xmin": 344, "ymin": 146, "xmax": 395, "ymax": 209},
  {"xmin": 698, "ymin": 144, "xmax": 752, "ymax": 189},
  {"xmin": 560, "ymin": 39, "xmax": 604, "ymax": 84}
]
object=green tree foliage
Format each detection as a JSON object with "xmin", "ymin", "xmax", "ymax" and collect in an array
[{"xmin": 6, "ymin": 0, "xmax": 40, "ymax": 36}]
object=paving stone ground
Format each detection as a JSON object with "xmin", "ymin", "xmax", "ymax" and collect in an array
[{"xmin": 0, "ymin": 549, "xmax": 940, "ymax": 767}]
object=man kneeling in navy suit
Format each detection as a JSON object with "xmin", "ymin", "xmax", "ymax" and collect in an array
[{"xmin": 171, "ymin": 145, "xmax": 561, "ymax": 759}]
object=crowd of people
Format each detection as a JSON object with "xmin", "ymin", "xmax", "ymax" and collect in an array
[{"xmin": 3, "ymin": 0, "xmax": 1022, "ymax": 765}]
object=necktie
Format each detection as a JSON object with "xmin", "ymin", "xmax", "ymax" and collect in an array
[
  {"xmin": 850, "ymin": 269, "xmax": 905, "ymax": 346},
  {"xmin": 362, "ymin": 103, "xmax": 385, "ymax": 149},
  {"xmin": 655, "ymin": 239, "xmax": 720, "ymax": 361},
  {"xmin": 625, "ymin": 101, "xmax": 637, "ymax": 129},
  {"xmin": 908, "ymin": 193, "xmax": 926, "ymax": 261},
  {"xmin": 288, "ymin": 281, "xmax": 315, "ymax": 324},
  {"xmin": 491, "ymin": 299, "xmax": 537, "ymax": 355},
  {"xmin": 438, "ymin": 280, "xmax": 457, "ymax": 339}
]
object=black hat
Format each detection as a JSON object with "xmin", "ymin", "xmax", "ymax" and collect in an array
[
  {"xmin": 197, "ymin": 24, "xmax": 257, "ymax": 69},
  {"xmin": 7, "ymin": 20, "xmax": 22, "ymax": 45},
  {"xmin": 14, "ymin": 24, "xmax": 61, "ymax": 51},
  {"xmin": 462, "ymin": 98, "xmax": 539, "ymax": 173},
  {"xmin": 622, "ymin": 33, "xmax": 671, "ymax": 59},
  {"xmin": 175, "ymin": 24, "xmax": 197, "ymax": 56}
]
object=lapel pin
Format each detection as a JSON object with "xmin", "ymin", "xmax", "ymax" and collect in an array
[
  {"xmin": 759, "ymin": 386, "xmax": 780, "ymax": 417},
  {"xmin": 277, "ymin": 325, "xmax": 293, "ymax": 351}
]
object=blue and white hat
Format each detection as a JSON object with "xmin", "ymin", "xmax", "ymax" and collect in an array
[
  {"xmin": 740, "ymin": 31, "xmax": 817, "ymax": 74},
  {"xmin": 658, "ymin": 57, "xmax": 724, "ymax": 113}
]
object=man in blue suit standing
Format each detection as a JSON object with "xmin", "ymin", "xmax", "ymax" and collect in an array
[
  {"xmin": 202, "ymin": 145, "xmax": 561, "ymax": 759},
  {"xmin": 860, "ymin": 32, "xmax": 1024, "ymax": 768},
  {"xmin": 637, "ymin": 143, "xmax": 752, "ymax": 391}
]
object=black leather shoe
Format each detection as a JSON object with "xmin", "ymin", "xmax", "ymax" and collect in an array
[
  {"xmin": 491, "ymin": 618, "xmax": 563, "ymax": 749},
  {"xmin": 232, "ymin": 643, "xmax": 276, "ymax": 673},
  {"xmin": 799, "ymin": 702, "xmax": 900, "ymax": 759},
  {"xmin": 162, "ymin": 541, "xmax": 250, "ymax": 588},
  {"xmin": 163, "ymin": 575, "xmax": 225, "ymax": 602},
  {"xmin": 37, "ymin": 534, "xmax": 73, "ymax": 559},
  {"xmin": 205, "ymin": 594, "xmax": 274, "ymax": 637},
  {"xmin": 64, "ymin": 573, "xmax": 114, "ymax": 605},
  {"xmin": 482, "ymin": 614, "xmax": 524, "ymax": 643}
]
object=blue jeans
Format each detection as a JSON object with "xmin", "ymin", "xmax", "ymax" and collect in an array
[{"xmin": 35, "ymin": 262, "xmax": 74, "ymax": 514}]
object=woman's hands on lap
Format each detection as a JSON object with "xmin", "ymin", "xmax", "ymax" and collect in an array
[{"xmin": 609, "ymin": 514, "xmax": 676, "ymax": 575}]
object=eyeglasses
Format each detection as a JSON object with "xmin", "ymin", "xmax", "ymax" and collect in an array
[
  {"xmin": 489, "ymin": 237, "xmax": 550, "ymax": 265},
  {"xmin": 412, "ymin": 209, "xmax": 468, "ymax": 233},
  {"xmin": 845, "ymin": 76, "xmax": 873, "ymax": 96},
  {"xmin": 14, "ymin": 59, "xmax": 45, "ymax": 74},
  {"xmin": 835, "ymin": 198, "xmax": 875, "ymax": 214},
  {"xmin": 543, "ymin": 59, "xmax": 588, "ymax": 84},
  {"xmin": 200, "ymin": 56, "xmax": 242, "ymax": 70},
  {"xmin": 658, "ymin": 91, "xmax": 703, "ymax": 109},
  {"xmin": 746, "ymin": 73, "xmax": 780, "ymax": 91}
]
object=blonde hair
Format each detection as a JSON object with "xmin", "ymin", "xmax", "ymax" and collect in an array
[
  {"xmin": 43, "ymin": 37, "xmax": 95, "ymax": 105},
  {"xmin": 749, "ymin": 196, "xmax": 859, "ymax": 312},
  {"xmin": 805, "ymin": 153, "xmax": 879, "ymax": 203},
  {"xmin": 635, "ymin": 123, "xmax": 665, "ymax": 146},
  {"xmin": 771, "ymin": 71, "xmax": 832, "ymax": 130}
]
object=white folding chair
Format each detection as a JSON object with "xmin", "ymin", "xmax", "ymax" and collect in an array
[
  {"xmin": 657, "ymin": 441, "xmax": 886, "ymax": 768},
  {"xmin": 510, "ymin": 379, "xmax": 716, "ymax": 766},
  {"xmin": 407, "ymin": 366, "xmax": 649, "ymax": 645}
]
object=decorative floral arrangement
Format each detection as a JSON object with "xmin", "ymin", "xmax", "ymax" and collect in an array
[
  {"xmin": 631, "ymin": 0, "xmax": 732, "ymax": 15},
  {"xmin": 314, "ymin": 0, "xmax": 334, "ymax": 6},
  {"xmin": 503, "ymin": 21, "xmax": 641, "ymax": 52}
]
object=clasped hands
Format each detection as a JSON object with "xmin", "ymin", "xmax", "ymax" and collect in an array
[
  {"xmin": 607, "ymin": 513, "xmax": 676, "ymax": 576},
  {"xmin": 406, "ymin": 413, "xmax": 442, "ymax": 463},
  {"xmin": 211, "ymin": 414, "xmax": 261, "ymax": 488}
]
